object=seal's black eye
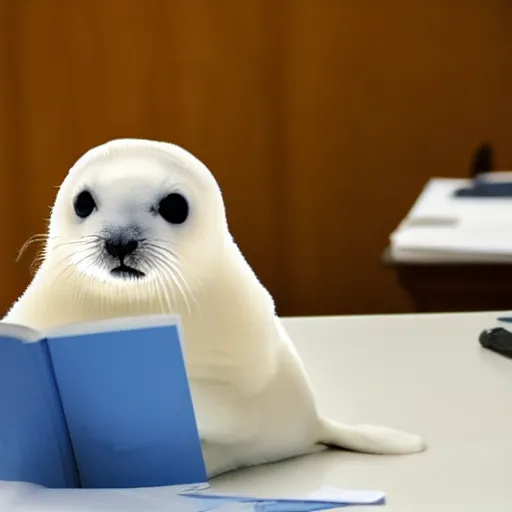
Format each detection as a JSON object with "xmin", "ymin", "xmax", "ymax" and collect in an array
[
  {"xmin": 158, "ymin": 193, "xmax": 189, "ymax": 224},
  {"xmin": 73, "ymin": 190, "xmax": 96, "ymax": 219}
]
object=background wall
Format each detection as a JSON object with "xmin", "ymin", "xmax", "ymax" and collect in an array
[{"xmin": 1, "ymin": 1, "xmax": 512, "ymax": 317}]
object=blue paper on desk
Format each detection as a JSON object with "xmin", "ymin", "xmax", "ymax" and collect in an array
[
  {"xmin": 182, "ymin": 485, "xmax": 386, "ymax": 510},
  {"xmin": 0, "ymin": 481, "xmax": 386, "ymax": 511},
  {"xmin": 0, "ymin": 314, "xmax": 386, "ymax": 509}
]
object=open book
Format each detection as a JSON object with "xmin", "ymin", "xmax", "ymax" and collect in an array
[
  {"xmin": 0, "ymin": 314, "xmax": 206, "ymax": 489},
  {"xmin": 0, "ymin": 315, "xmax": 386, "ymax": 510}
]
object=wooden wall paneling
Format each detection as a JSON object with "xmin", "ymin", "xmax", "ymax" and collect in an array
[
  {"xmin": 0, "ymin": 1, "xmax": 27, "ymax": 314},
  {"xmin": 279, "ymin": 1, "xmax": 512, "ymax": 316}
]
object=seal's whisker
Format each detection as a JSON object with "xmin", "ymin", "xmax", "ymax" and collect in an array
[
  {"xmin": 57, "ymin": 257, "xmax": 91, "ymax": 290},
  {"xmin": 134, "ymin": 271, "xmax": 141, "ymax": 312},
  {"xmin": 150, "ymin": 252, "xmax": 191, "ymax": 315},
  {"xmin": 144, "ymin": 247, "xmax": 177, "ymax": 310},
  {"xmin": 152, "ymin": 258, "xmax": 175, "ymax": 313},
  {"xmin": 145, "ymin": 242, "xmax": 177, "ymax": 256},
  {"xmin": 55, "ymin": 250, "xmax": 97, "ymax": 291},
  {"xmin": 150, "ymin": 253, "xmax": 182, "ymax": 301},
  {"xmin": 158, "ymin": 259, "xmax": 178, "ymax": 312},
  {"xmin": 84, "ymin": 252, "xmax": 106, "ymax": 315},
  {"xmin": 145, "ymin": 260, "xmax": 164, "ymax": 313},
  {"xmin": 146, "ymin": 258, "xmax": 173, "ymax": 314},
  {"xmin": 169, "ymin": 261, "xmax": 202, "ymax": 319},
  {"xmin": 18, "ymin": 233, "xmax": 101, "ymax": 264},
  {"xmin": 144, "ymin": 241, "xmax": 180, "ymax": 261},
  {"xmin": 81, "ymin": 234, "xmax": 103, "ymax": 240},
  {"xmin": 151, "ymin": 238, "xmax": 180, "ymax": 251},
  {"xmin": 157, "ymin": 264, "xmax": 175, "ymax": 314},
  {"xmin": 48, "ymin": 250, "xmax": 94, "ymax": 276},
  {"xmin": 155, "ymin": 274, "xmax": 170, "ymax": 314},
  {"xmin": 179, "ymin": 266, "xmax": 209, "ymax": 304},
  {"xmin": 52, "ymin": 262, "xmax": 78, "ymax": 291},
  {"xmin": 54, "ymin": 239, "xmax": 99, "ymax": 248},
  {"xmin": 29, "ymin": 254, "xmax": 47, "ymax": 274},
  {"xmin": 52, "ymin": 238, "xmax": 102, "ymax": 251},
  {"xmin": 16, "ymin": 233, "xmax": 52, "ymax": 262},
  {"xmin": 149, "ymin": 244, "xmax": 208, "ymax": 307},
  {"xmin": 145, "ymin": 244, "xmax": 203, "ymax": 316}
]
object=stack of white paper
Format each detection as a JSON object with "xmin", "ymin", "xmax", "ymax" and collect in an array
[{"xmin": 389, "ymin": 177, "xmax": 512, "ymax": 262}]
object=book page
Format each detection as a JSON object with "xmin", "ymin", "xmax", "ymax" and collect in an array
[
  {"xmin": 46, "ymin": 322, "xmax": 206, "ymax": 489},
  {"xmin": 0, "ymin": 339, "xmax": 78, "ymax": 488},
  {"xmin": 0, "ymin": 322, "xmax": 43, "ymax": 343},
  {"xmin": 391, "ymin": 221, "xmax": 512, "ymax": 256},
  {"xmin": 44, "ymin": 314, "xmax": 181, "ymax": 339}
]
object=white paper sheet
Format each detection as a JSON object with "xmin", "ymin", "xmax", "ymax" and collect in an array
[{"xmin": 389, "ymin": 177, "xmax": 512, "ymax": 260}]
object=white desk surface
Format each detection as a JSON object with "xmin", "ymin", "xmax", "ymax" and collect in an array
[
  {"xmin": 207, "ymin": 311, "xmax": 512, "ymax": 511},
  {"xmin": 2, "ymin": 311, "xmax": 511, "ymax": 511}
]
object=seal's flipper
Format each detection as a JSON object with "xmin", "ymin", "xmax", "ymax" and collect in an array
[{"xmin": 317, "ymin": 417, "xmax": 425, "ymax": 455}]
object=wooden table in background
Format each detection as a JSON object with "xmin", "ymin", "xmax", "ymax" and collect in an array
[{"xmin": 382, "ymin": 246, "xmax": 512, "ymax": 313}]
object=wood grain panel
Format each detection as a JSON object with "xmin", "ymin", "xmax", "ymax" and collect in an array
[{"xmin": 0, "ymin": 1, "xmax": 26, "ymax": 313}]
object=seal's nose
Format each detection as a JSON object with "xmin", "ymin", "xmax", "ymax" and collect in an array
[{"xmin": 105, "ymin": 239, "xmax": 138, "ymax": 260}]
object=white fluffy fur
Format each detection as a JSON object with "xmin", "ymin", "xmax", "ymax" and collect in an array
[{"xmin": 3, "ymin": 139, "xmax": 425, "ymax": 477}]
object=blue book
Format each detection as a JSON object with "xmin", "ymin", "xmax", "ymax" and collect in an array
[{"xmin": 0, "ymin": 314, "xmax": 207, "ymax": 490}]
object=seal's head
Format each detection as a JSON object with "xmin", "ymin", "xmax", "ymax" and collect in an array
[{"xmin": 42, "ymin": 139, "xmax": 228, "ymax": 307}]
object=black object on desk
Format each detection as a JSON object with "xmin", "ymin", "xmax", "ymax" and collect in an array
[
  {"xmin": 479, "ymin": 326, "xmax": 512, "ymax": 359},
  {"xmin": 470, "ymin": 142, "xmax": 494, "ymax": 178},
  {"xmin": 455, "ymin": 180, "xmax": 512, "ymax": 198},
  {"xmin": 454, "ymin": 142, "xmax": 512, "ymax": 198}
]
